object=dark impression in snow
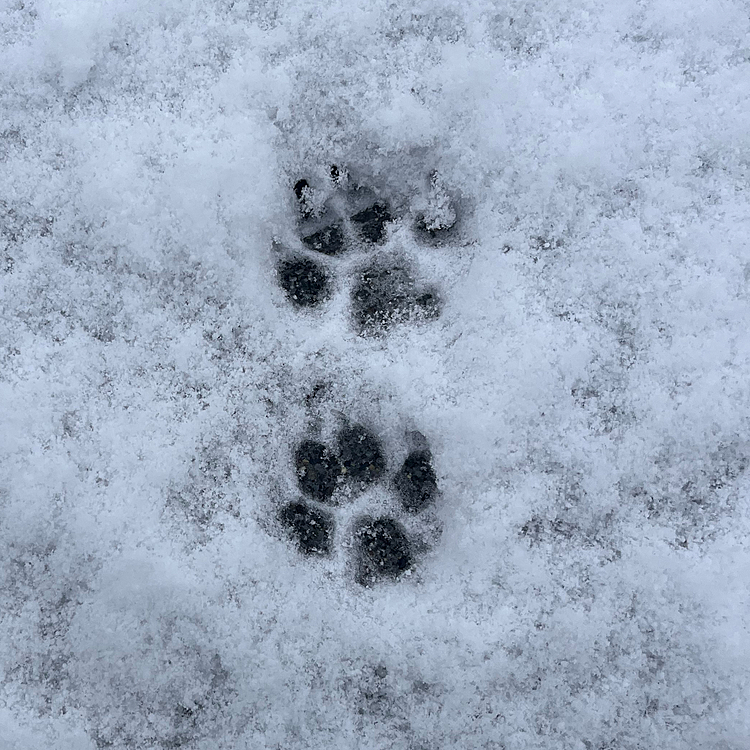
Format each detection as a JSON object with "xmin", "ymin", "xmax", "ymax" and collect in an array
[
  {"xmin": 276, "ymin": 168, "xmax": 451, "ymax": 335},
  {"xmin": 281, "ymin": 419, "xmax": 439, "ymax": 585}
]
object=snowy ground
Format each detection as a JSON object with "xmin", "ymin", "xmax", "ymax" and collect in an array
[{"xmin": 2, "ymin": 0, "xmax": 750, "ymax": 747}]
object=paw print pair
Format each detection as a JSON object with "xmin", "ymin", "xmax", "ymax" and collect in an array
[
  {"xmin": 275, "ymin": 166, "xmax": 453, "ymax": 335},
  {"xmin": 277, "ymin": 422, "xmax": 439, "ymax": 586}
]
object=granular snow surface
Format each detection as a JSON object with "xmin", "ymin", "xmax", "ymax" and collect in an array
[{"xmin": 1, "ymin": 0, "xmax": 750, "ymax": 748}]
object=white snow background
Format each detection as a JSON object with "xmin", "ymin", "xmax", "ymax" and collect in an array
[{"xmin": 1, "ymin": 0, "xmax": 750, "ymax": 747}]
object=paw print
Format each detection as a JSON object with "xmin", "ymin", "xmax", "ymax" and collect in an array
[
  {"xmin": 274, "ymin": 165, "xmax": 457, "ymax": 334},
  {"xmin": 277, "ymin": 419, "xmax": 439, "ymax": 586}
]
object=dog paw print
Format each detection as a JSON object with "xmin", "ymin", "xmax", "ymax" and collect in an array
[
  {"xmin": 275, "ymin": 166, "xmax": 457, "ymax": 335},
  {"xmin": 277, "ymin": 421, "xmax": 439, "ymax": 586}
]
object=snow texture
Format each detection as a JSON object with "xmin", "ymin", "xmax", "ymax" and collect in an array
[{"xmin": 1, "ymin": 0, "xmax": 750, "ymax": 747}]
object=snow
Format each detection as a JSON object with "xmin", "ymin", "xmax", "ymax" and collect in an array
[{"xmin": 1, "ymin": 0, "xmax": 750, "ymax": 747}]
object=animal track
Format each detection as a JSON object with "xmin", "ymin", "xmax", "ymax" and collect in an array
[
  {"xmin": 279, "ymin": 501, "xmax": 334, "ymax": 556},
  {"xmin": 272, "ymin": 164, "xmax": 453, "ymax": 584},
  {"xmin": 277, "ymin": 257, "xmax": 331, "ymax": 307},
  {"xmin": 353, "ymin": 516, "xmax": 414, "ymax": 587},
  {"xmin": 350, "ymin": 201, "xmax": 393, "ymax": 244},
  {"xmin": 336, "ymin": 422, "xmax": 387, "ymax": 488},
  {"xmin": 412, "ymin": 171, "xmax": 462, "ymax": 247},
  {"xmin": 393, "ymin": 448, "xmax": 438, "ymax": 513},
  {"xmin": 350, "ymin": 260, "xmax": 441, "ymax": 334},
  {"xmin": 275, "ymin": 166, "xmax": 456, "ymax": 334},
  {"xmin": 278, "ymin": 419, "xmax": 439, "ymax": 586}
]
